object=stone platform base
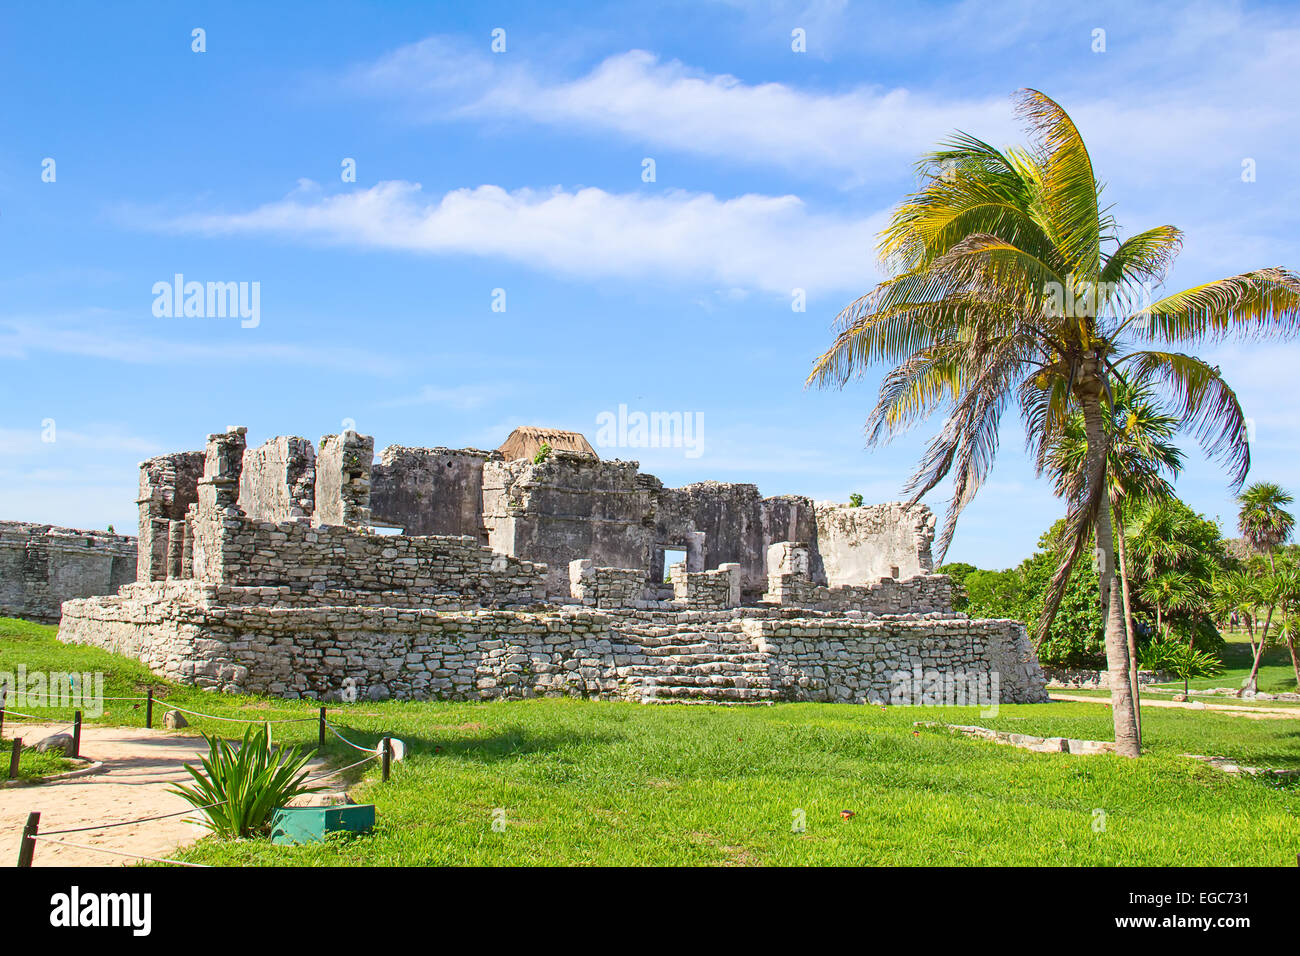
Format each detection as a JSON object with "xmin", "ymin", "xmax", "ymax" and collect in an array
[{"xmin": 59, "ymin": 583, "xmax": 1049, "ymax": 706}]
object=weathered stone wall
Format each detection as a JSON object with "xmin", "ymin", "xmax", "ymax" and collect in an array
[
  {"xmin": 653, "ymin": 483, "xmax": 822, "ymax": 595},
  {"xmin": 813, "ymin": 503, "xmax": 936, "ymax": 585},
  {"xmin": 483, "ymin": 453, "xmax": 655, "ymax": 598},
  {"xmin": 370, "ymin": 446, "xmax": 491, "ymax": 538},
  {"xmin": 568, "ymin": 560, "xmax": 646, "ymax": 609},
  {"xmin": 671, "ymin": 563, "xmax": 741, "ymax": 609},
  {"xmin": 0, "ymin": 521, "xmax": 136, "ymax": 622},
  {"xmin": 239, "ymin": 436, "xmax": 315, "ymax": 523},
  {"xmin": 190, "ymin": 511, "xmax": 546, "ymax": 606},
  {"xmin": 764, "ymin": 573, "xmax": 953, "ymax": 616},
  {"xmin": 59, "ymin": 594, "xmax": 1048, "ymax": 706}
]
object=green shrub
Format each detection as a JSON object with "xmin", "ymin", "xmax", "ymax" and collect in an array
[
  {"xmin": 170, "ymin": 726, "xmax": 323, "ymax": 838},
  {"xmin": 532, "ymin": 443, "xmax": 553, "ymax": 464},
  {"xmin": 848, "ymin": 493, "xmax": 863, "ymax": 507}
]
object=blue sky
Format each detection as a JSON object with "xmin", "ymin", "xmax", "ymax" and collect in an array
[{"xmin": 1, "ymin": 0, "xmax": 1297, "ymax": 568}]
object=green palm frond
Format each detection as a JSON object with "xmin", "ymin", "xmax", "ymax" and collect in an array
[{"xmin": 1127, "ymin": 268, "xmax": 1300, "ymax": 344}]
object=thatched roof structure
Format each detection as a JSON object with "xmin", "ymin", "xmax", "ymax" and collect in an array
[{"xmin": 498, "ymin": 427, "xmax": 598, "ymax": 462}]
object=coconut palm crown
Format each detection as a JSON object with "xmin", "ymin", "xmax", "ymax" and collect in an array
[{"xmin": 808, "ymin": 90, "xmax": 1300, "ymax": 755}]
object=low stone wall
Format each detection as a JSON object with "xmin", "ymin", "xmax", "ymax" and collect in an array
[
  {"xmin": 763, "ymin": 572, "xmax": 953, "ymax": 616},
  {"xmin": 189, "ymin": 511, "xmax": 547, "ymax": 607},
  {"xmin": 59, "ymin": 591, "xmax": 1048, "ymax": 706},
  {"xmin": 671, "ymin": 564, "xmax": 740, "ymax": 609},
  {"xmin": 0, "ymin": 521, "xmax": 137, "ymax": 622},
  {"xmin": 569, "ymin": 560, "xmax": 646, "ymax": 609},
  {"xmin": 1043, "ymin": 667, "xmax": 1170, "ymax": 689}
]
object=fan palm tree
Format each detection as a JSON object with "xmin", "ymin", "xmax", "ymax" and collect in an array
[
  {"xmin": 1236, "ymin": 482, "xmax": 1295, "ymax": 572},
  {"xmin": 1045, "ymin": 376, "xmax": 1182, "ymax": 741},
  {"xmin": 807, "ymin": 90, "xmax": 1300, "ymax": 756}
]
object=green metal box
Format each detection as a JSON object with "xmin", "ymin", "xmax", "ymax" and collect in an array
[{"xmin": 270, "ymin": 804, "xmax": 376, "ymax": 845}]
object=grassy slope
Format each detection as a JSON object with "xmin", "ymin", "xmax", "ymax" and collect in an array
[{"xmin": 3, "ymin": 617, "xmax": 1297, "ymax": 866}]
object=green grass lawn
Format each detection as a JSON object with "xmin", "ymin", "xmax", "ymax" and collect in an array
[
  {"xmin": 0, "ymin": 736, "xmax": 75, "ymax": 782},
  {"xmin": 3, "ymin": 616, "xmax": 1297, "ymax": 866}
]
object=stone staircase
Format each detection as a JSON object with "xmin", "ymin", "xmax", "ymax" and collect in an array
[{"xmin": 622, "ymin": 626, "xmax": 781, "ymax": 705}]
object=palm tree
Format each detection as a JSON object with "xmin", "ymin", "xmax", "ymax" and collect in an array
[
  {"xmin": 1137, "ymin": 570, "xmax": 1202, "ymax": 644},
  {"xmin": 807, "ymin": 90, "xmax": 1300, "ymax": 756},
  {"xmin": 1045, "ymin": 375, "xmax": 1183, "ymax": 742},
  {"xmin": 1210, "ymin": 569, "xmax": 1259, "ymax": 656},
  {"xmin": 1236, "ymin": 482, "xmax": 1295, "ymax": 572}
]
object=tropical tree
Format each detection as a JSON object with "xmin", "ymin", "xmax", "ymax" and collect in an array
[
  {"xmin": 1233, "ymin": 484, "xmax": 1295, "ymax": 693},
  {"xmin": 1237, "ymin": 482, "xmax": 1295, "ymax": 572},
  {"xmin": 807, "ymin": 89, "xmax": 1300, "ymax": 756},
  {"xmin": 1045, "ymin": 375, "xmax": 1183, "ymax": 741}
]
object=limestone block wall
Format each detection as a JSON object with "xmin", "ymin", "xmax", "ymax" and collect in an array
[
  {"xmin": 747, "ymin": 616, "xmax": 1047, "ymax": 705},
  {"xmin": 813, "ymin": 503, "xmax": 936, "ymax": 585},
  {"xmin": 370, "ymin": 446, "xmax": 492, "ymax": 538},
  {"xmin": 569, "ymin": 560, "xmax": 646, "ymax": 608},
  {"xmin": 239, "ymin": 436, "xmax": 315, "ymax": 522},
  {"xmin": 764, "ymin": 573, "xmax": 953, "ymax": 616},
  {"xmin": 0, "ymin": 521, "xmax": 137, "ymax": 622},
  {"xmin": 58, "ymin": 597, "xmax": 1049, "ymax": 705},
  {"xmin": 189, "ymin": 511, "xmax": 547, "ymax": 606},
  {"xmin": 670, "ymin": 563, "xmax": 741, "ymax": 609},
  {"xmin": 483, "ymin": 453, "xmax": 655, "ymax": 598},
  {"xmin": 653, "ymin": 482, "xmax": 821, "ymax": 595}
]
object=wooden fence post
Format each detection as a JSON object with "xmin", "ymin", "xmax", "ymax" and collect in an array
[
  {"xmin": 382, "ymin": 738, "xmax": 392, "ymax": 782},
  {"xmin": 318, "ymin": 707, "xmax": 326, "ymax": 748},
  {"xmin": 72, "ymin": 710, "xmax": 82, "ymax": 758},
  {"xmin": 146, "ymin": 688, "xmax": 153, "ymax": 729},
  {"xmin": 7, "ymin": 738, "xmax": 21, "ymax": 780},
  {"xmin": 17, "ymin": 811, "xmax": 40, "ymax": 867}
]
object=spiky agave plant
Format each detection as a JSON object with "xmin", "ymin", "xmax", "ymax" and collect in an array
[{"xmin": 170, "ymin": 726, "xmax": 323, "ymax": 838}]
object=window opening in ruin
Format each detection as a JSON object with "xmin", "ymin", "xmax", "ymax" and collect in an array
[
  {"xmin": 890, "ymin": 565, "xmax": 900, "ymax": 578},
  {"xmin": 373, "ymin": 525, "xmax": 405, "ymax": 536},
  {"xmin": 662, "ymin": 549, "xmax": 686, "ymax": 582}
]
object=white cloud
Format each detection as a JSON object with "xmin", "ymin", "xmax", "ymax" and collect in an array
[
  {"xmin": 158, "ymin": 181, "xmax": 888, "ymax": 296},
  {"xmin": 0, "ymin": 314, "xmax": 403, "ymax": 376},
  {"xmin": 344, "ymin": 22, "xmax": 1299, "ymax": 187},
  {"xmin": 350, "ymin": 40, "xmax": 1015, "ymax": 182},
  {"xmin": 377, "ymin": 383, "xmax": 511, "ymax": 410}
]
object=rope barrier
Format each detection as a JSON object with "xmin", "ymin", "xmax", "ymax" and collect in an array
[
  {"xmin": 30, "ymin": 835, "xmax": 210, "ymax": 867},
  {"xmin": 161, "ymin": 702, "xmax": 316, "ymax": 724},
  {"xmin": 304, "ymin": 752, "xmax": 379, "ymax": 784},
  {"xmin": 40, "ymin": 801, "xmax": 227, "ymax": 836},
  {"xmin": 0, "ymin": 708, "xmax": 48, "ymax": 721},
  {"xmin": 322, "ymin": 721, "xmax": 374, "ymax": 752}
]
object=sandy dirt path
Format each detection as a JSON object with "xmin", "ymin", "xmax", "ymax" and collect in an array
[
  {"xmin": 1051, "ymin": 693, "xmax": 1300, "ymax": 719},
  {"xmin": 0, "ymin": 722, "xmax": 334, "ymax": 867}
]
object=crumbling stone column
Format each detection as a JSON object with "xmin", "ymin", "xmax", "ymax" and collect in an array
[
  {"xmin": 764, "ymin": 541, "xmax": 815, "ymax": 604},
  {"xmin": 165, "ymin": 519, "xmax": 185, "ymax": 579},
  {"xmin": 313, "ymin": 430, "xmax": 373, "ymax": 529},
  {"xmin": 136, "ymin": 450, "xmax": 205, "ymax": 582},
  {"xmin": 196, "ymin": 427, "xmax": 248, "ymax": 514}
]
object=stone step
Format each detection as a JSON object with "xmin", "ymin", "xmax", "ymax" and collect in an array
[
  {"xmin": 643, "ymin": 646, "xmax": 758, "ymax": 659},
  {"xmin": 646, "ymin": 652, "xmax": 767, "ymax": 666},
  {"xmin": 624, "ymin": 661, "xmax": 770, "ymax": 676}
]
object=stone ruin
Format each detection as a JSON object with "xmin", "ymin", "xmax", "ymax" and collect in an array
[
  {"xmin": 56, "ymin": 425, "xmax": 1049, "ymax": 706},
  {"xmin": 0, "ymin": 521, "xmax": 137, "ymax": 623}
]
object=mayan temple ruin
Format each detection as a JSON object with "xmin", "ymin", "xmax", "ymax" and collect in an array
[{"xmin": 49, "ymin": 425, "xmax": 1048, "ymax": 705}]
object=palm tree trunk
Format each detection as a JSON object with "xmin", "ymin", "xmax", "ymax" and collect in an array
[
  {"xmin": 1080, "ymin": 385, "xmax": 1140, "ymax": 757},
  {"xmin": 1243, "ymin": 603, "xmax": 1274, "ymax": 696},
  {"xmin": 1113, "ymin": 505, "xmax": 1141, "ymax": 746}
]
